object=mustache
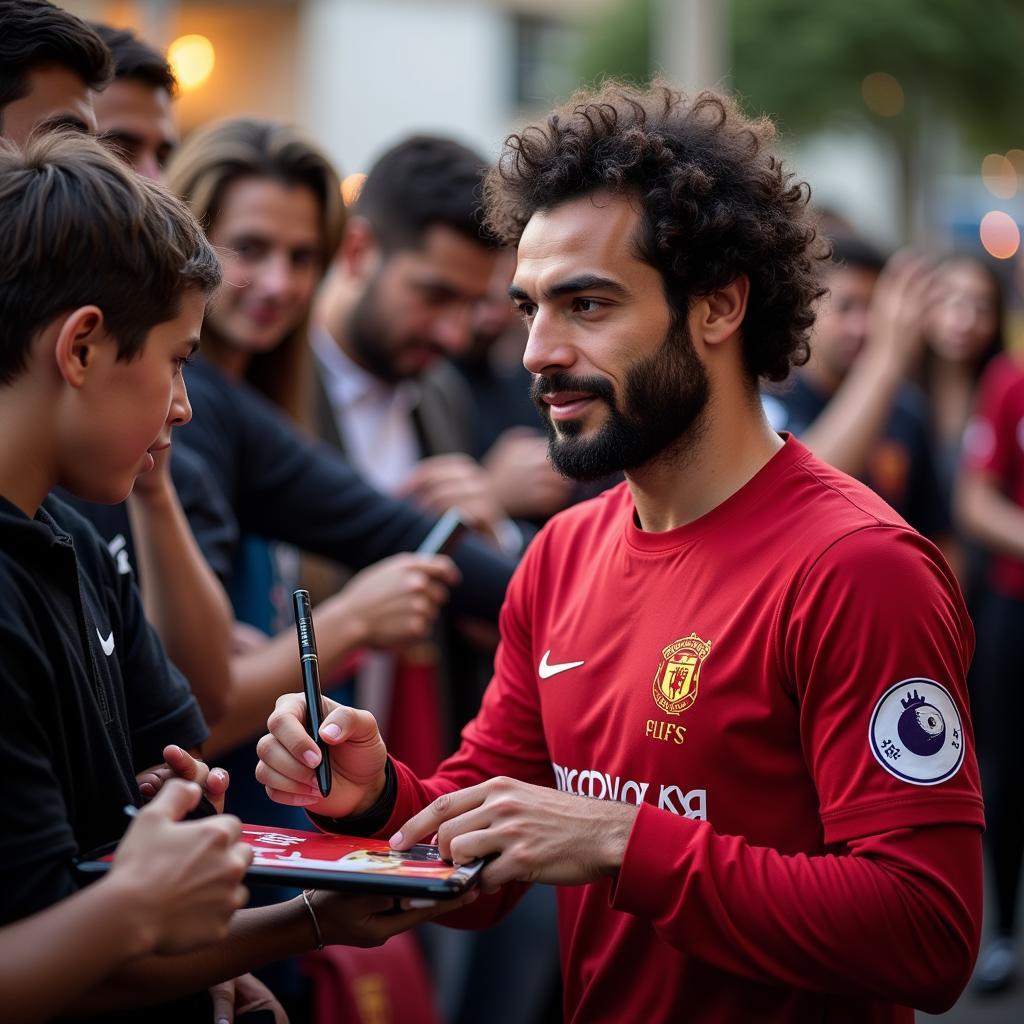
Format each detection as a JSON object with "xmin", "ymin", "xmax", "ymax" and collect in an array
[{"xmin": 529, "ymin": 372, "xmax": 615, "ymax": 406}]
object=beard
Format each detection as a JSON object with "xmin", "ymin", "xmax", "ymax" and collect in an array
[
  {"xmin": 347, "ymin": 272, "xmax": 443, "ymax": 383},
  {"xmin": 530, "ymin": 315, "xmax": 710, "ymax": 481}
]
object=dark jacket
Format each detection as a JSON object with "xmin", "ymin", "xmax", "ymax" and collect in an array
[
  {"xmin": 0, "ymin": 494, "xmax": 207, "ymax": 926},
  {"xmin": 58, "ymin": 443, "xmax": 239, "ymax": 585},
  {"xmin": 179, "ymin": 358, "xmax": 514, "ymax": 621}
]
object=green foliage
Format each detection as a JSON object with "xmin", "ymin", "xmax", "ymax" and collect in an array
[
  {"xmin": 574, "ymin": 0, "xmax": 653, "ymax": 88},
  {"xmin": 575, "ymin": 0, "xmax": 1024, "ymax": 149},
  {"xmin": 731, "ymin": 0, "xmax": 1024, "ymax": 149}
]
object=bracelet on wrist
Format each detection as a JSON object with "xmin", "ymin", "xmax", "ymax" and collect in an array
[{"xmin": 302, "ymin": 889, "xmax": 324, "ymax": 951}]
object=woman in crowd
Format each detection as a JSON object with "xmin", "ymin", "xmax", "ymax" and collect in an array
[
  {"xmin": 164, "ymin": 118, "xmax": 463, "ymax": 1019},
  {"xmin": 164, "ymin": 120, "xmax": 455, "ymax": 763},
  {"xmin": 921, "ymin": 253, "xmax": 1004, "ymax": 585}
]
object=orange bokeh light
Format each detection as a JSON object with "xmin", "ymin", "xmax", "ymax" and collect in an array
[
  {"xmin": 861, "ymin": 72, "xmax": 904, "ymax": 117},
  {"xmin": 979, "ymin": 211, "xmax": 1020, "ymax": 260},
  {"xmin": 167, "ymin": 34, "xmax": 215, "ymax": 92}
]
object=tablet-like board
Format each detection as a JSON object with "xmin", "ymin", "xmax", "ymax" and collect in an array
[{"xmin": 76, "ymin": 823, "xmax": 483, "ymax": 898}]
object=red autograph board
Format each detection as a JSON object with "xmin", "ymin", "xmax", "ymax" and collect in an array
[{"xmin": 77, "ymin": 822, "xmax": 483, "ymax": 898}]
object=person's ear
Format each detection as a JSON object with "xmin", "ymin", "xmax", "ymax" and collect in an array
[
  {"xmin": 53, "ymin": 306, "xmax": 106, "ymax": 387},
  {"xmin": 337, "ymin": 215, "xmax": 382, "ymax": 281},
  {"xmin": 698, "ymin": 275, "xmax": 750, "ymax": 348}
]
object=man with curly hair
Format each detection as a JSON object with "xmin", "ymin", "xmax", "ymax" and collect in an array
[{"xmin": 259, "ymin": 83, "xmax": 983, "ymax": 1021}]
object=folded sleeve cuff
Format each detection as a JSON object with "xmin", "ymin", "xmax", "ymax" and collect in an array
[{"xmin": 610, "ymin": 802, "xmax": 705, "ymax": 917}]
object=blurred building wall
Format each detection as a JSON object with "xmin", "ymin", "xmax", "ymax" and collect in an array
[{"xmin": 297, "ymin": 0, "xmax": 511, "ymax": 174}]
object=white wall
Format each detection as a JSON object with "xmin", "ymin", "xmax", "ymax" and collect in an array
[
  {"xmin": 298, "ymin": 0, "xmax": 513, "ymax": 176},
  {"xmin": 790, "ymin": 127, "xmax": 902, "ymax": 249}
]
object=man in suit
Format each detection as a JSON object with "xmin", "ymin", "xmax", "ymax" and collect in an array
[{"xmin": 310, "ymin": 134, "xmax": 517, "ymax": 754}]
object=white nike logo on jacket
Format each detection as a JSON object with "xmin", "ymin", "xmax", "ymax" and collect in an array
[{"xmin": 96, "ymin": 629, "xmax": 115, "ymax": 657}]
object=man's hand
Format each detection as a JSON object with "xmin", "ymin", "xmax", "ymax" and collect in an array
[
  {"xmin": 484, "ymin": 428, "xmax": 573, "ymax": 520},
  {"xmin": 865, "ymin": 251, "xmax": 938, "ymax": 376},
  {"xmin": 136, "ymin": 744, "xmax": 230, "ymax": 813},
  {"xmin": 111, "ymin": 779, "xmax": 251, "ymax": 955},
  {"xmin": 310, "ymin": 887, "xmax": 480, "ymax": 948},
  {"xmin": 390, "ymin": 777, "xmax": 640, "ymax": 893},
  {"xmin": 400, "ymin": 454, "xmax": 505, "ymax": 540},
  {"xmin": 256, "ymin": 694, "xmax": 387, "ymax": 818},
  {"xmin": 336, "ymin": 553, "xmax": 460, "ymax": 650}
]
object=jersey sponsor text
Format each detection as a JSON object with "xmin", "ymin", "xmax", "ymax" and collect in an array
[{"xmin": 552, "ymin": 760, "xmax": 706, "ymax": 819}]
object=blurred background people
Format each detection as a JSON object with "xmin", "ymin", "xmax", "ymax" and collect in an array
[
  {"xmin": 90, "ymin": 22, "xmax": 177, "ymax": 180},
  {"xmin": 311, "ymin": 132, "xmax": 560, "ymax": 1024},
  {"xmin": 957, "ymin": 349, "xmax": 1024, "ymax": 995},
  {"xmin": 165, "ymin": 117, "xmax": 461, "ymax": 766},
  {"xmin": 312, "ymin": 134, "xmax": 508, "ymax": 765},
  {"xmin": 763, "ymin": 234, "xmax": 946, "ymax": 541},
  {"xmin": 454, "ymin": 249, "xmax": 582, "ymax": 526},
  {"xmin": 921, "ymin": 254, "xmax": 1006, "ymax": 584}
]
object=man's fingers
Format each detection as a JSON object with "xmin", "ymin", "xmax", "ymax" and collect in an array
[
  {"xmin": 255, "ymin": 735, "xmax": 320, "ymax": 788},
  {"xmin": 264, "ymin": 786, "xmax": 322, "ymax": 807},
  {"xmin": 162, "ymin": 744, "xmax": 202, "ymax": 780},
  {"xmin": 209, "ymin": 978, "xmax": 236, "ymax": 1024},
  {"xmin": 317, "ymin": 705, "xmax": 378, "ymax": 747},
  {"xmin": 140, "ymin": 778, "xmax": 202, "ymax": 821},
  {"xmin": 266, "ymin": 693, "xmax": 321, "ymax": 768},
  {"xmin": 254, "ymin": 753, "xmax": 320, "ymax": 796},
  {"xmin": 435, "ymin": 805, "xmax": 496, "ymax": 862},
  {"xmin": 391, "ymin": 785, "xmax": 488, "ymax": 849},
  {"xmin": 416, "ymin": 555, "xmax": 461, "ymax": 587},
  {"xmin": 204, "ymin": 812, "xmax": 243, "ymax": 845}
]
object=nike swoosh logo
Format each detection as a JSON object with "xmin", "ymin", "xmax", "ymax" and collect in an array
[
  {"xmin": 538, "ymin": 650, "xmax": 585, "ymax": 679},
  {"xmin": 96, "ymin": 629, "xmax": 115, "ymax": 657}
]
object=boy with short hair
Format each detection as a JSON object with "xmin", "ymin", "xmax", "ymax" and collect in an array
[{"xmin": 0, "ymin": 132, "xmax": 465, "ymax": 1019}]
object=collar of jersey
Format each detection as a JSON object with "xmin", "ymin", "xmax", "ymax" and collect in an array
[{"xmin": 622, "ymin": 433, "xmax": 805, "ymax": 553}]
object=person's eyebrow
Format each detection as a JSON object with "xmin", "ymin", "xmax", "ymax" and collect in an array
[{"xmin": 509, "ymin": 274, "xmax": 628, "ymax": 302}]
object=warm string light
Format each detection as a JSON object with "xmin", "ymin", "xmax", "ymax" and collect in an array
[
  {"xmin": 167, "ymin": 34, "xmax": 215, "ymax": 91},
  {"xmin": 341, "ymin": 173, "xmax": 367, "ymax": 206}
]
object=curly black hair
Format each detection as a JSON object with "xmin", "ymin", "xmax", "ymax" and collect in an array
[{"xmin": 484, "ymin": 81, "xmax": 827, "ymax": 383}]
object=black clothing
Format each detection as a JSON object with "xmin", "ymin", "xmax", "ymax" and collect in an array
[
  {"xmin": 58, "ymin": 444, "xmax": 238, "ymax": 585},
  {"xmin": 0, "ymin": 494, "xmax": 207, "ymax": 927},
  {"xmin": 180, "ymin": 359, "xmax": 514, "ymax": 620},
  {"xmin": 763, "ymin": 373, "xmax": 947, "ymax": 538},
  {"xmin": 971, "ymin": 588, "xmax": 1024, "ymax": 935},
  {"xmin": 453, "ymin": 354, "xmax": 538, "ymax": 460}
]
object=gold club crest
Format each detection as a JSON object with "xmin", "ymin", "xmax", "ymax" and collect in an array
[{"xmin": 653, "ymin": 633, "xmax": 712, "ymax": 715}]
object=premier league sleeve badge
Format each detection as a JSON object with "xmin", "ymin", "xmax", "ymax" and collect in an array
[{"xmin": 868, "ymin": 678, "xmax": 966, "ymax": 786}]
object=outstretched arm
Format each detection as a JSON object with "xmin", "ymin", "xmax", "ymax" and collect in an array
[
  {"xmin": 205, "ymin": 553, "xmax": 458, "ymax": 757},
  {"xmin": 127, "ymin": 448, "xmax": 233, "ymax": 724},
  {"xmin": 802, "ymin": 253, "xmax": 934, "ymax": 475}
]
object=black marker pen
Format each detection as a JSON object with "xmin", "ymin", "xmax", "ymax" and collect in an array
[{"xmin": 292, "ymin": 589, "xmax": 332, "ymax": 797}]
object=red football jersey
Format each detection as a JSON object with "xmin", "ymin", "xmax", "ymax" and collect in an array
[
  {"xmin": 382, "ymin": 436, "xmax": 983, "ymax": 1022},
  {"xmin": 962, "ymin": 352, "xmax": 1024, "ymax": 598}
]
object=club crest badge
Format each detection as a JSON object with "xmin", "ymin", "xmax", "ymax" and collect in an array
[
  {"xmin": 869, "ymin": 678, "xmax": 965, "ymax": 786},
  {"xmin": 653, "ymin": 633, "xmax": 711, "ymax": 716}
]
